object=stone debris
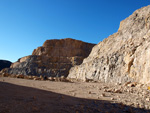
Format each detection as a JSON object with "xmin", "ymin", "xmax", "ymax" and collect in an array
[
  {"xmin": 88, "ymin": 91, "xmax": 91, "ymax": 94},
  {"xmin": 0, "ymin": 73, "xmax": 72, "ymax": 83},
  {"xmin": 114, "ymin": 89, "xmax": 122, "ymax": 93},
  {"xmin": 127, "ymin": 82, "xmax": 137, "ymax": 87},
  {"xmin": 16, "ymin": 74, "xmax": 24, "ymax": 79},
  {"xmin": 101, "ymin": 93, "xmax": 106, "ymax": 97},
  {"xmin": 33, "ymin": 77, "xmax": 41, "ymax": 81},
  {"xmin": 146, "ymin": 98, "xmax": 150, "ymax": 102},
  {"xmin": 111, "ymin": 98, "xmax": 115, "ymax": 100}
]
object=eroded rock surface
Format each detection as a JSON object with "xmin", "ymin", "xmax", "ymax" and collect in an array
[
  {"xmin": 2, "ymin": 38, "xmax": 95, "ymax": 77},
  {"xmin": 68, "ymin": 5, "xmax": 150, "ymax": 84}
]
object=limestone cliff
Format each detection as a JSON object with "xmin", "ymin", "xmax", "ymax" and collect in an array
[
  {"xmin": 68, "ymin": 5, "xmax": 150, "ymax": 84},
  {"xmin": 3, "ymin": 38, "xmax": 95, "ymax": 77}
]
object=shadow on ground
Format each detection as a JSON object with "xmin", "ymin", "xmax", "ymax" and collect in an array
[{"xmin": 0, "ymin": 82, "xmax": 149, "ymax": 113}]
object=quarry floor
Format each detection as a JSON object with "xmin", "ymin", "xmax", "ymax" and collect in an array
[{"xmin": 0, "ymin": 77, "xmax": 150, "ymax": 113}]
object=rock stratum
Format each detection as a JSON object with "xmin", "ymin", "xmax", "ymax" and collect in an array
[
  {"xmin": 68, "ymin": 5, "xmax": 150, "ymax": 84},
  {"xmin": 2, "ymin": 38, "xmax": 95, "ymax": 77},
  {"xmin": 0, "ymin": 60, "xmax": 12, "ymax": 71}
]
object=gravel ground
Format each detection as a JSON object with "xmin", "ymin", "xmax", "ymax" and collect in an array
[{"xmin": 0, "ymin": 77, "xmax": 150, "ymax": 113}]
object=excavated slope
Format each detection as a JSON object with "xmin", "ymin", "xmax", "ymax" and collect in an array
[
  {"xmin": 68, "ymin": 5, "xmax": 150, "ymax": 84},
  {"xmin": 2, "ymin": 38, "xmax": 95, "ymax": 77}
]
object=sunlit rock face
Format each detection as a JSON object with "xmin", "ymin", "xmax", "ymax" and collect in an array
[
  {"xmin": 68, "ymin": 5, "xmax": 150, "ymax": 84},
  {"xmin": 2, "ymin": 38, "xmax": 95, "ymax": 77}
]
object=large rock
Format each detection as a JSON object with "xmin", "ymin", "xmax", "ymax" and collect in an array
[
  {"xmin": 0, "ymin": 60, "xmax": 12, "ymax": 71},
  {"xmin": 2, "ymin": 38, "xmax": 95, "ymax": 77},
  {"xmin": 68, "ymin": 5, "xmax": 150, "ymax": 84}
]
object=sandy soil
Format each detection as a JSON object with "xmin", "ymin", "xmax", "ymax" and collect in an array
[{"xmin": 0, "ymin": 77, "xmax": 150, "ymax": 113}]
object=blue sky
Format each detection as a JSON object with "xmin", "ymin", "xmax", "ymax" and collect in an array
[{"xmin": 0, "ymin": 0, "xmax": 150, "ymax": 62}]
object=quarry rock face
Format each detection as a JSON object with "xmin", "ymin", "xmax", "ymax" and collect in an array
[
  {"xmin": 2, "ymin": 38, "xmax": 95, "ymax": 77},
  {"xmin": 0, "ymin": 60, "xmax": 12, "ymax": 71},
  {"xmin": 68, "ymin": 5, "xmax": 150, "ymax": 84}
]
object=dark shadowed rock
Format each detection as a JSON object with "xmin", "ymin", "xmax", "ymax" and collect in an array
[
  {"xmin": 0, "ymin": 60, "xmax": 12, "ymax": 71},
  {"xmin": 2, "ymin": 38, "xmax": 95, "ymax": 77}
]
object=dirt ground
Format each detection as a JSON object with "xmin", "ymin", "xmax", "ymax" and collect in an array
[{"xmin": 0, "ymin": 77, "xmax": 150, "ymax": 113}]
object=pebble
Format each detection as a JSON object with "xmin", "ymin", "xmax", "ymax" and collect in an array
[
  {"xmin": 134, "ymin": 103, "xmax": 139, "ymax": 108},
  {"xmin": 106, "ymin": 89, "xmax": 113, "ymax": 92},
  {"xmin": 101, "ymin": 93, "xmax": 106, "ymax": 97},
  {"xmin": 103, "ymin": 89, "xmax": 107, "ymax": 92},
  {"xmin": 145, "ymin": 105, "xmax": 149, "ymax": 109},
  {"xmin": 114, "ymin": 89, "xmax": 122, "ymax": 93},
  {"xmin": 127, "ymin": 89, "xmax": 130, "ymax": 92},
  {"xmin": 117, "ymin": 95, "xmax": 120, "ymax": 98},
  {"xmin": 146, "ymin": 98, "xmax": 150, "ymax": 102},
  {"xmin": 71, "ymin": 92, "xmax": 76, "ymax": 96},
  {"xmin": 142, "ymin": 90, "xmax": 148, "ymax": 95},
  {"xmin": 135, "ymin": 97, "xmax": 139, "ymax": 100},
  {"xmin": 102, "ymin": 86, "xmax": 109, "ymax": 89},
  {"xmin": 111, "ymin": 98, "xmax": 114, "ymax": 100},
  {"xmin": 89, "ymin": 91, "xmax": 91, "ymax": 94},
  {"xmin": 139, "ymin": 104, "xmax": 144, "ymax": 108},
  {"xmin": 127, "ymin": 82, "xmax": 137, "ymax": 87}
]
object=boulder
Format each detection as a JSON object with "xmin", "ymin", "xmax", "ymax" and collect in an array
[{"xmin": 68, "ymin": 5, "xmax": 150, "ymax": 84}]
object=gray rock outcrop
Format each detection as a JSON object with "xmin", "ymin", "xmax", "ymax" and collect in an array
[
  {"xmin": 2, "ymin": 38, "xmax": 95, "ymax": 77},
  {"xmin": 68, "ymin": 5, "xmax": 150, "ymax": 84}
]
